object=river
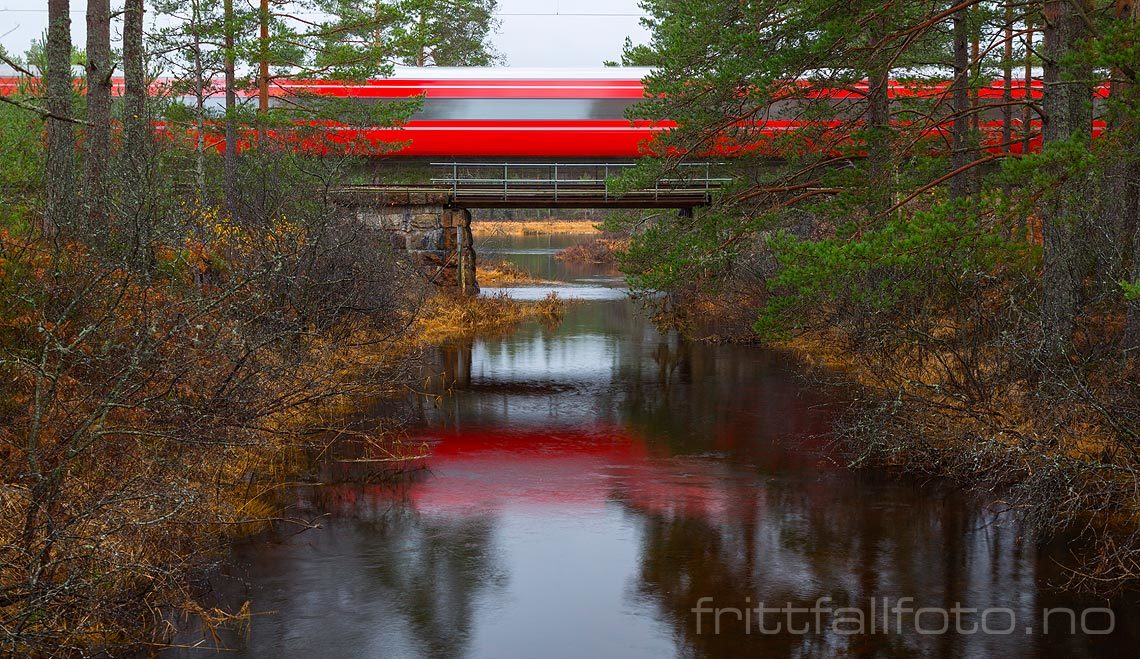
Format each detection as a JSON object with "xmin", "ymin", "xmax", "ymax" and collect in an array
[{"xmin": 193, "ymin": 232, "xmax": 1139, "ymax": 658}]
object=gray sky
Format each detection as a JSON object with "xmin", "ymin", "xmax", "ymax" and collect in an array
[{"xmin": 0, "ymin": 0, "xmax": 650, "ymax": 68}]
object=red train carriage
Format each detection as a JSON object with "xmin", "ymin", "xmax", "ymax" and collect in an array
[
  {"xmin": 273, "ymin": 67, "xmax": 666, "ymax": 158},
  {"xmin": 0, "ymin": 67, "xmax": 1109, "ymax": 158}
]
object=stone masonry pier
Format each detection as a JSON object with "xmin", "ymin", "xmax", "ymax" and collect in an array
[{"xmin": 333, "ymin": 188, "xmax": 478, "ymax": 295}]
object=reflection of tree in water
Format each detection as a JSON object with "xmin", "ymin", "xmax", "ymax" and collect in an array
[
  {"xmin": 229, "ymin": 482, "xmax": 506, "ymax": 657},
  {"xmin": 354, "ymin": 508, "xmax": 506, "ymax": 659},
  {"xmin": 619, "ymin": 478, "xmax": 839, "ymax": 657},
  {"xmin": 615, "ymin": 472, "xmax": 1073, "ymax": 658},
  {"xmin": 438, "ymin": 340, "xmax": 474, "ymax": 389},
  {"xmin": 616, "ymin": 334, "xmax": 841, "ymax": 465}
]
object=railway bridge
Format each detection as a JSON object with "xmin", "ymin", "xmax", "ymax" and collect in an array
[
  {"xmin": 2, "ymin": 66, "xmax": 1059, "ymax": 292},
  {"xmin": 289, "ymin": 66, "xmax": 1046, "ymax": 294},
  {"xmin": 336, "ymin": 161, "xmax": 729, "ymax": 295}
]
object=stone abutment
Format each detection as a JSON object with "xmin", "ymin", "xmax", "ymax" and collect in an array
[{"xmin": 335, "ymin": 189, "xmax": 478, "ymax": 295}]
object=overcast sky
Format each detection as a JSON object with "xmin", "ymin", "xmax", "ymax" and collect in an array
[{"xmin": 0, "ymin": 0, "xmax": 650, "ymax": 68}]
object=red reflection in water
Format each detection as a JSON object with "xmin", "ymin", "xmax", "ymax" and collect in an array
[
  {"xmin": 410, "ymin": 425, "xmax": 653, "ymax": 512},
  {"xmin": 314, "ymin": 424, "xmax": 823, "ymax": 525}
]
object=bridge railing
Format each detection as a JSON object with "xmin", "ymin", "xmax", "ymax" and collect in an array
[{"xmin": 429, "ymin": 161, "xmax": 731, "ymax": 204}]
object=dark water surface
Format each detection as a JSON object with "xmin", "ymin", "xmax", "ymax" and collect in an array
[{"xmin": 197, "ymin": 232, "xmax": 1139, "ymax": 658}]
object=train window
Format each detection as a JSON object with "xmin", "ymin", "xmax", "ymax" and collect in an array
[
  {"xmin": 409, "ymin": 97, "xmax": 639, "ymax": 120},
  {"xmin": 277, "ymin": 96, "xmax": 640, "ymax": 120},
  {"xmin": 170, "ymin": 95, "xmax": 228, "ymax": 112},
  {"xmin": 170, "ymin": 94, "xmax": 648, "ymax": 121}
]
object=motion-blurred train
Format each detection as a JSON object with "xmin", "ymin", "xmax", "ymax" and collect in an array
[{"xmin": 0, "ymin": 67, "xmax": 1109, "ymax": 158}]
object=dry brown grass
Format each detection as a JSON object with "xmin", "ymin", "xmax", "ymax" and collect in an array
[
  {"xmin": 554, "ymin": 237, "xmax": 630, "ymax": 264},
  {"xmin": 476, "ymin": 259, "xmax": 545, "ymax": 285},
  {"xmin": 643, "ymin": 285, "xmax": 771, "ymax": 344},
  {"xmin": 471, "ymin": 219, "xmax": 602, "ymax": 236},
  {"xmin": 410, "ymin": 291, "xmax": 567, "ymax": 346},
  {"xmin": 772, "ymin": 331, "xmax": 871, "ymax": 383}
]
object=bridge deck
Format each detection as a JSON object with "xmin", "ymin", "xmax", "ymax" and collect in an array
[
  {"xmin": 340, "ymin": 162, "xmax": 727, "ymax": 208},
  {"xmin": 336, "ymin": 185, "xmax": 714, "ymax": 209},
  {"xmin": 355, "ymin": 162, "xmax": 727, "ymax": 209}
]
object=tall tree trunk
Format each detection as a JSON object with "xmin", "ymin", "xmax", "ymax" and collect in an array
[
  {"xmin": 970, "ymin": 7, "xmax": 981, "ymax": 138},
  {"xmin": 192, "ymin": 0, "xmax": 206, "ymax": 197},
  {"xmin": 1024, "ymin": 19, "xmax": 1035, "ymax": 156},
  {"xmin": 123, "ymin": 0, "xmax": 147, "ymax": 165},
  {"xmin": 1040, "ymin": 0, "xmax": 1093, "ymax": 354},
  {"xmin": 122, "ymin": 0, "xmax": 149, "ymax": 260},
  {"xmin": 224, "ymin": 0, "xmax": 238, "ymax": 216},
  {"xmin": 259, "ymin": 0, "xmax": 270, "ymax": 119},
  {"xmin": 867, "ymin": 65, "xmax": 891, "ymax": 211},
  {"xmin": 950, "ymin": 8, "xmax": 972, "ymax": 201},
  {"xmin": 1003, "ymin": 2, "xmax": 1021, "ymax": 236},
  {"xmin": 1099, "ymin": 107, "xmax": 1137, "ymax": 301},
  {"xmin": 257, "ymin": 0, "xmax": 270, "ymax": 220},
  {"xmin": 997, "ymin": 1, "xmax": 1025, "ymax": 238},
  {"xmin": 45, "ymin": 0, "xmax": 74, "ymax": 236},
  {"xmin": 969, "ymin": 5, "xmax": 982, "ymax": 195},
  {"xmin": 84, "ymin": 0, "xmax": 111, "ymax": 228},
  {"xmin": 1119, "ymin": 0, "xmax": 1140, "ymax": 350},
  {"xmin": 1003, "ymin": 2, "xmax": 1014, "ymax": 152}
]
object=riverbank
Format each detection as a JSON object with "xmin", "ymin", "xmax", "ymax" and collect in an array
[
  {"xmin": 235, "ymin": 289, "xmax": 570, "ymax": 487},
  {"xmin": 832, "ymin": 337, "xmax": 1134, "ymax": 591},
  {"xmin": 471, "ymin": 219, "xmax": 601, "ymax": 236},
  {"xmin": 657, "ymin": 289, "xmax": 1140, "ymax": 593},
  {"xmin": 0, "ymin": 217, "xmax": 566, "ymax": 655}
]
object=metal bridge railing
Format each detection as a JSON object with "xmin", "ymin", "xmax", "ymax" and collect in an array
[{"xmin": 429, "ymin": 161, "xmax": 731, "ymax": 203}]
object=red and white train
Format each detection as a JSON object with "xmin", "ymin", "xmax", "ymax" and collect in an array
[
  {"xmin": 0, "ymin": 66, "xmax": 1107, "ymax": 158},
  {"xmin": 275, "ymin": 67, "xmax": 664, "ymax": 158}
]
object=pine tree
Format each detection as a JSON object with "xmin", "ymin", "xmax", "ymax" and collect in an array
[
  {"xmin": 1039, "ymin": 0, "xmax": 1094, "ymax": 354},
  {"xmin": 392, "ymin": 0, "xmax": 500, "ymax": 66},
  {"xmin": 45, "ymin": 0, "xmax": 75, "ymax": 235},
  {"xmin": 84, "ymin": 0, "xmax": 112, "ymax": 225}
]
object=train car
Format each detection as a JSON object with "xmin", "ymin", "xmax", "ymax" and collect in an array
[
  {"xmin": 0, "ymin": 67, "xmax": 1108, "ymax": 159},
  {"xmin": 273, "ymin": 66, "xmax": 666, "ymax": 158},
  {"xmin": 234, "ymin": 68, "xmax": 1099, "ymax": 158}
]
